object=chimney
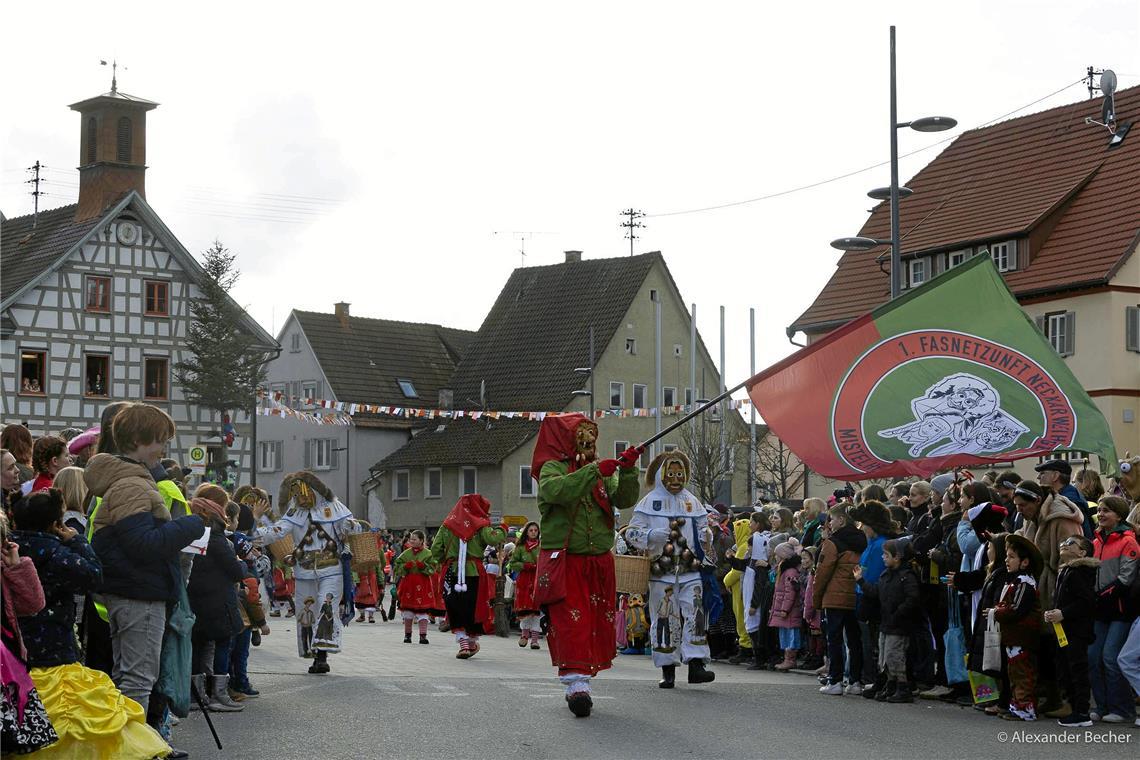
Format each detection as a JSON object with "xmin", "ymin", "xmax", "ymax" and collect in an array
[
  {"xmin": 69, "ymin": 89, "xmax": 159, "ymax": 221},
  {"xmin": 564, "ymin": 250, "xmax": 582, "ymax": 263},
  {"xmin": 334, "ymin": 302, "xmax": 350, "ymax": 326},
  {"xmin": 438, "ymin": 389, "xmax": 454, "ymax": 410}
]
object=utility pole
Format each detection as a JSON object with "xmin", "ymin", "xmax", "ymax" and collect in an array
[
  {"xmin": 619, "ymin": 208, "xmax": 645, "ymax": 256},
  {"xmin": 26, "ymin": 161, "xmax": 43, "ymax": 227}
]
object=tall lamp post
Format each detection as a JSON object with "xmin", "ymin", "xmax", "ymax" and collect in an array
[
  {"xmin": 831, "ymin": 25, "xmax": 955, "ymax": 300},
  {"xmin": 571, "ymin": 326, "xmax": 595, "ymax": 417}
]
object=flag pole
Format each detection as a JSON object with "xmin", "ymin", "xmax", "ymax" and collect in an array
[{"xmin": 636, "ymin": 377, "xmax": 751, "ymax": 452}]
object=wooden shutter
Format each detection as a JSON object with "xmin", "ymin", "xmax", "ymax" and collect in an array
[
  {"xmin": 1061, "ymin": 312, "xmax": 1076, "ymax": 357},
  {"xmin": 1127, "ymin": 306, "xmax": 1140, "ymax": 352}
]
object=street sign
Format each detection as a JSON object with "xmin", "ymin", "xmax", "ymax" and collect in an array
[
  {"xmin": 503, "ymin": 515, "xmax": 528, "ymax": 527},
  {"xmin": 188, "ymin": 445, "xmax": 208, "ymax": 474}
]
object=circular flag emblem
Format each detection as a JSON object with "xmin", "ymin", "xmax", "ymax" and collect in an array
[{"xmin": 830, "ymin": 330, "xmax": 1078, "ymax": 474}]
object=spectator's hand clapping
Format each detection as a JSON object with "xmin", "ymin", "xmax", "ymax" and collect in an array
[{"xmin": 1, "ymin": 541, "xmax": 19, "ymax": 567}]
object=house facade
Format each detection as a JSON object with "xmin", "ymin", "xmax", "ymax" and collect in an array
[
  {"xmin": 790, "ymin": 86, "xmax": 1140, "ymax": 475},
  {"xmin": 369, "ymin": 250, "xmax": 752, "ymax": 530},
  {"xmin": 1, "ymin": 86, "xmax": 276, "ymax": 472},
  {"xmin": 256, "ymin": 305, "xmax": 473, "ymax": 519}
]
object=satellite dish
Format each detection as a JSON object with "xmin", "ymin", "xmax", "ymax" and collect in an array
[{"xmin": 1101, "ymin": 70, "xmax": 1117, "ymax": 96}]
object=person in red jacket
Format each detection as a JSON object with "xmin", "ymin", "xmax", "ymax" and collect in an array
[
  {"xmin": 26, "ymin": 435, "xmax": 70, "ymax": 495},
  {"xmin": 1089, "ymin": 495, "xmax": 1139, "ymax": 723}
]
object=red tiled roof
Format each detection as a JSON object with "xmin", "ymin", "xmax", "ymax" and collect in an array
[{"xmin": 792, "ymin": 85, "xmax": 1140, "ymax": 332}]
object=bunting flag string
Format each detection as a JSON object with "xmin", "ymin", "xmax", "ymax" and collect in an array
[{"xmin": 255, "ymin": 388, "xmax": 752, "ymax": 424}]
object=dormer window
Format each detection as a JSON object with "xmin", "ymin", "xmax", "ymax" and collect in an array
[
  {"xmin": 947, "ymin": 248, "xmax": 972, "ymax": 269},
  {"xmin": 988, "ymin": 240, "xmax": 1017, "ymax": 273},
  {"xmin": 908, "ymin": 258, "xmax": 927, "ymax": 288},
  {"xmin": 397, "ymin": 379, "xmax": 418, "ymax": 398}
]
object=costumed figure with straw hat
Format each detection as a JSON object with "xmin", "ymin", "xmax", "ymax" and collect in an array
[
  {"xmin": 430, "ymin": 494, "xmax": 507, "ymax": 659},
  {"xmin": 626, "ymin": 449, "xmax": 718, "ymax": 689},
  {"xmin": 531, "ymin": 413, "xmax": 641, "ymax": 717},
  {"xmin": 251, "ymin": 471, "xmax": 359, "ymax": 674}
]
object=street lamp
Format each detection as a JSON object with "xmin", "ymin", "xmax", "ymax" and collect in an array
[{"xmin": 831, "ymin": 25, "xmax": 956, "ymax": 300}]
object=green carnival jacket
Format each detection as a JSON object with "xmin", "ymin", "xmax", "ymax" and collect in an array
[
  {"xmin": 537, "ymin": 460, "xmax": 640, "ymax": 555},
  {"xmin": 430, "ymin": 525, "xmax": 506, "ymax": 577}
]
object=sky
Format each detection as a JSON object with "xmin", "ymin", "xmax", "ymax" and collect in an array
[{"xmin": 3, "ymin": 1, "xmax": 1138, "ymax": 409}]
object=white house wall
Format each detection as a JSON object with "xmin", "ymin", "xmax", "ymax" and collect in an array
[{"xmin": 0, "ymin": 212, "xmax": 251, "ymax": 475}]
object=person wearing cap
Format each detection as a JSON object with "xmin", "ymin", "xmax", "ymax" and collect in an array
[
  {"xmin": 1035, "ymin": 459, "xmax": 1093, "ymax": 539},
  {"xmin": 67, "ymin": 427, "xmax": 100, "ymax": 469},
  {"xmin": 993, "ymin": 471, "xmax": 1023, "ymax": 531}
]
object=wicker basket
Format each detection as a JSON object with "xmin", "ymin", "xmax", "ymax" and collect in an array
[
  {"xmin": 614, "ymin": 554, "xmax": 650, "ymax": 595},
  {"xmin": 267, "ymin": 533, "xmax": 295, "ymax": 564},
  {"xmin": 348, "ymin": 520, "xmax": 380, "ymax": 574}
]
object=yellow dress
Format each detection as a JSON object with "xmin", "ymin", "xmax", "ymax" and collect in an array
[{"xmin": 28, "ymin": 662, "xmax": 170, "ymax": 759}]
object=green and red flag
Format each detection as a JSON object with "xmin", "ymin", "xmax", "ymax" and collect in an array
[{"xmin": 748, "ymin": 254, "xmax": 1117, "ymax": 480}]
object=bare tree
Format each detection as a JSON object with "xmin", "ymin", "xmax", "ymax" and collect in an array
[
  {"xmin": 680, "ymin": 416, "xmax": 740, "ymax": 505},
  {"xmin": 750, "ymin": 427, "xmax": 807, "ymax": 502}
]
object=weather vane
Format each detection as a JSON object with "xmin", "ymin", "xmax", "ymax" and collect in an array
[{"xmin": 100, "ymin": 59, "xmax": 127, "ymax": 94}]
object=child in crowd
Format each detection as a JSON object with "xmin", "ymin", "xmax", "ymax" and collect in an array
[
  {"xmin": 394, "ymin": 530, "xmax": 439, "ymax": 644},
  {"xmin": 799, "ymin": 546, "xmax": 825, "ymax": 672},
  {"xmin": 10, "ymin": 489, "xmax": 170, "ymax": 758},
  {"xmin": 768, "ymin": 541, "xmax": 803, "ymax": 671},
  {"xmin": 0, "ymin": 509, "xmax": 59, "ymax": 754},
  {"xmin": 854, "ymin": 539, "xmax": 921, "ymax": 703},
  {"xmin": 994, "ymin": 534, "xmax": 1043, "ymax": 721},
  {"xmin": 1045, "ymin": 535, "xmax": 1098, "ymax": 728},
  {"xmin": 949, "ymin": 532, "xmax": 1012, "ymax": 716}
]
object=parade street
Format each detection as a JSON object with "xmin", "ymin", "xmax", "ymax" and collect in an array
[{"xmin": 176, "ymin": 620, "xmax": 1138, "ymax": 760}]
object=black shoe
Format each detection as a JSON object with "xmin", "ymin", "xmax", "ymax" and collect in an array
[
  {"xmin": 887, "ymin": 684, "xmax": 914, "ymax": 703},
  {"xmin": 566, "ymin": 693, "xmax": 593, "ymax": 717},
  {"xmin": 875, "ymin": 680, "xmax": 897, "ymax": 702},
  {"xmin": 251, "ymin": 629, "xmax": 262, "ymax": 647},
  {"xmin": 307, "ymin": 661, "xmax": 322, "ymax": 674},
  {"xmin": 726, "ymin": 650, "xmax": 749, "ymax": 665},
  {"xmin": 404, "ymin": 633, "xmax": 412, "ymax": 643},
  {"xmin": 659, "ymin": 665, "xmax": 676, "ymax": 689},
  {"xmin": 863, "ymin": 674, "xmax": 888, "ymax": 700},
  {"xmin": 167, "ymin": 749, "xmax": 190, "ymax": 759},
  {"xmin": 687, "ymin": 660, "xmax": 715, "ymax": 684},
  {"xmin": 419, "ymin": 635, "xmax": 429, "ymax": 644}
]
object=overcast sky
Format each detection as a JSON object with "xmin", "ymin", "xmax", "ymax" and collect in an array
[{"xmin": 3, "ymin": 1, "xmax": 1138, "ymax": 409}]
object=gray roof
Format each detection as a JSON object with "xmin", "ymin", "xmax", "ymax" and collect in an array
[
  {"xmin": 293, "ymin": 310, "xmax": 475, "ymax": 407},
  {"xmin": 448, "ymin": 252, "xmax": 660, "ymax": 411},
  {"xmin": 1, "ymin": 203, "xmax": 98, "ymax": 304},
  {"xmin": 373, "ymin": 417, "xmax": 540, "ymax": 469}
]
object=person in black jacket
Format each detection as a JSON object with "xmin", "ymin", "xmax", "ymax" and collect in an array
[
  {"xmin": 855, "ymin": 539, "xmax": 921, "ymax": 703},
  {"xmin": 186, "ymin": 484, "xmax": 246, "ymax": 713},
  {"xmin": 949, "ymin": 533, "xmax": 1012, "ymax": 715},
  {"xmin": 1045, "ymin": 536, "xmax": 1098, "ymax": 728}
]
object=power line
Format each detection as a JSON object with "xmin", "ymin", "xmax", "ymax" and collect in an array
[
  {"xmin": 619, "ymin": 208, "xmax": 644, "ymax": 255},
  {"xmin": 647, "ymin": 78, "xmax": 1087, "ymax": 218}
]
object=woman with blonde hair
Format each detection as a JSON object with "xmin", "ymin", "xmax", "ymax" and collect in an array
[
  {"xmin": 800, "ymin": 497, "xmax": 827, "ymax": 548},
  {"xmin": 51, "ymin": 466, "xmax": 88, "ymax": 534}
]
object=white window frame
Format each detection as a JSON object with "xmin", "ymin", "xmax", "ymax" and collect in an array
[
  {"xmin": 397, "ymin": 378, "xmax": 418, "ymax": 398},
  {"xmin": 1125, "ymin": 305, "xmax": 1140, "ymax": 353},
  {"xmin": 989, "ymin": 240, "xmax": 1016, "ymax": 273},
  {"xmin": 393, "ymin": 469, "xmax": 410, "ymax": 501},
  {"xmin": 614, "ymin": 440, "xmax": 629, "ymax": 459},
  {"xmin": 460, "ymin": 466, "xmax": 477, "ymax": 495},
  {"xmin": 684, "ymin": 388, "xmax": 693, "ymax": 408},
  {"xmin": 662, "ymin": 386, "xmax": 676, "ymax": 407},
  {"xmin": 257, "ymin": 441, "xmax": 282, "ymax": 473},
  {"xmin": 947, "ymin": 248, "xmax": 971, "ymax": 269},
  {"xmin": 908, "ymin": 258, "xmax": 927, "ymax": 288},
  {"xmin": 663, "ymin": 443, "xmax": 678, "ymax": 453},
  {"xmin": 1044, "ymin": 311, "xmax": 1075, "ymax": 357},
  {"xmin": 625, "ymin": 338, "xmax": 637, "ymax": 355},
  {"xmin": 633, "ymin": 383, "xmax": 647, "ymax": 410},
  {"xmin": 609, "ymin": 381, "xmax": 624, "ymax": 409},
  {"xmin": 311, "ymin": 439, "xmax": 334, "ymax": 471},
  {"xmin": 425, "ymin": 467, "xmax": 442, "ymax": 499},
  {"xmin": 520, "ymin": 465, "xmax": 536, "ymax": 498}
]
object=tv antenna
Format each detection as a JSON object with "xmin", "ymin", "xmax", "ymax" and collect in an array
[
  {"xmin": 1084, "ymin": 68, "xmax": 1118, "ymax": 134},
  {"xmin": 491, "ymin": 231, "xmax": 556, "ymax": 267}
]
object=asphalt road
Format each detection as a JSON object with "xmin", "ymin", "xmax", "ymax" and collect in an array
[{"xmin": 173, "ymin": 619, "xmax": 1138, "ymax": 760}]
